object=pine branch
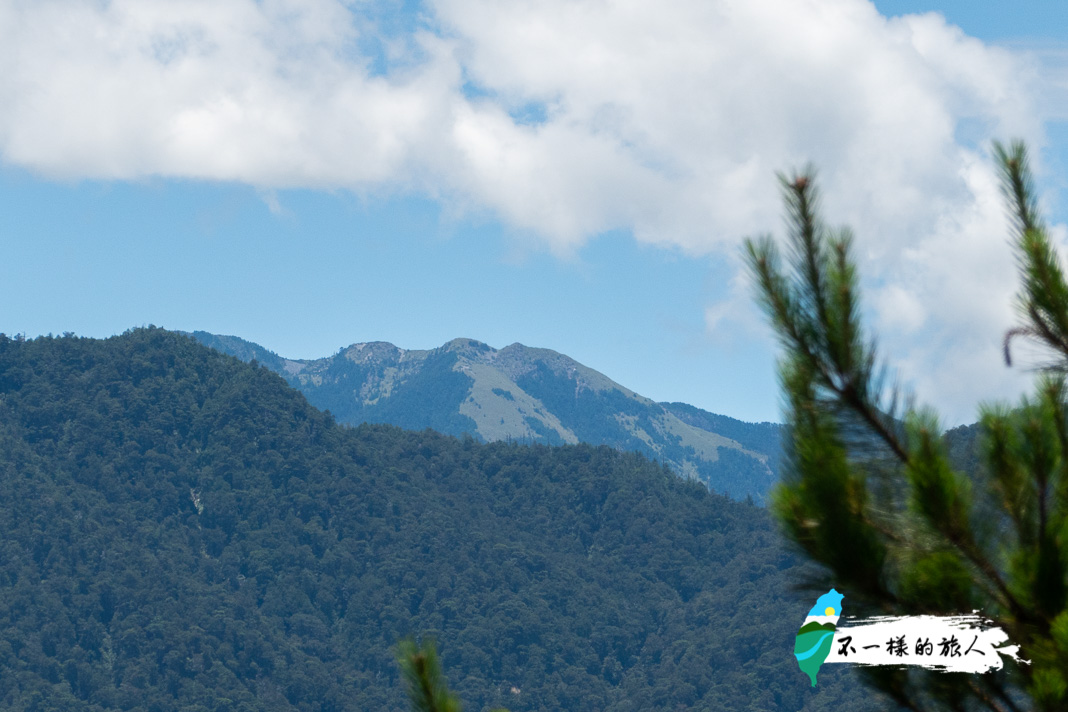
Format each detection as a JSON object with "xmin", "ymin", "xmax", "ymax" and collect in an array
[
  {"xmin": 745, "ymin": 143, "xmax": 1068, "ymax": 710},
  {"xmin": 397, "ymin": 639, "xmax": 463, "ymax": 712}
]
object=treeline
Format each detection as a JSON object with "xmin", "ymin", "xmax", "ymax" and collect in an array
[{"xmin": 0, "ymin": 329, "xmax": 882, "ymax": 710}]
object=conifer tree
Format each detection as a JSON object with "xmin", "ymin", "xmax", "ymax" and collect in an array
[
  {"xmin": 745, "ymin": 142, "xmax": 1068, "ymax": 711},
  {"xmin": 398, "ymin": 639, "xmax": 464, "ymax": 712},
  {"xmin": 398, "ymin": 639, "xmax": 509, "ymax": 712}
]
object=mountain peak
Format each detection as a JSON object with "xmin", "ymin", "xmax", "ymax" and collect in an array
[
  {"xmin": 440, "ymin": 337, "xmax": 495, "ymax": 357},
  {"xmin": 189, "ymin": 331, "xmax": 782, "ymax": 500},
  {"xmin": 342, "ymin": 341, "xmax": 407, "ymax": 364}
]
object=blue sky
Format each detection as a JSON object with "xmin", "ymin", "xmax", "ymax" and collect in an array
[{"xmin": 2, "ymin": 0, "xmax": 1067, "ymax": 424}]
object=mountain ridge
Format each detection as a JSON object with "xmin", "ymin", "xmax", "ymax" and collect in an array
[
  {"xmin": 186, "ymin": 331, "xmax": 782, "ymax": 501},
  {"xmin": 0, "ymin": 328, "xmax": 879, "ymax": 711}
]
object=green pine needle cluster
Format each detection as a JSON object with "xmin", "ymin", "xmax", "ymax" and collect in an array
[
  {"xmin": 397, "ymin": 639, "xmax": 508, "ymax": 712},
  {"xmin": 746, "ymin": 142, "xmax": 1068, "ymax": 711}
]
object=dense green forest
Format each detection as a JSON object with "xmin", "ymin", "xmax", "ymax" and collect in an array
[{"xmin": 0, "ymin": 329, "xmax": 882, "ymax": 710}]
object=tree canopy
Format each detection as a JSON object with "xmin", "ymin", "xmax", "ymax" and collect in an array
[{"xmin": 0, "ymin": 327, "xmax": 877, "ymax": 710}]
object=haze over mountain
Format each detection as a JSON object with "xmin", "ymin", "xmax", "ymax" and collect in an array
[{"xmin": 188, "ymin": 332, "xmax": 782, "ymax": 501}]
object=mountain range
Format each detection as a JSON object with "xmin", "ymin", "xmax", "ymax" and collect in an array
[
  {"xmin": 0, "ymin": 329, "xmax": 879, "ymax": 710},
  {"xmin": 187, "ymin": 332, "xmax": 782, "ymax": 501}
]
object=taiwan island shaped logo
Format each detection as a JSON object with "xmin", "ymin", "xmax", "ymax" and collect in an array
[
  {"xmin": 794, "ymin": 589, "xmax": 843, "ymax": 686},
  {"xmin": 794, "ymin": 589, "xmax": 1027, "ymax": 687}
]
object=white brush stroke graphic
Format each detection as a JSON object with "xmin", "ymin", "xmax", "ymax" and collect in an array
[{"xmin": 824, "ymin": 615, "xmax": 1027, "ymax": 674}]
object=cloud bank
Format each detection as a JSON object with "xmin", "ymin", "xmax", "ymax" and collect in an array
[{"xmin": 0, "ymin": 0, "xmax": 1062, "ymax": 420}]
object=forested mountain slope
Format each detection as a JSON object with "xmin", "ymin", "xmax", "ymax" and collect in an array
[
  {"xmin": 188, "ymin": 331, "xmax": 782, "ymax": 501},
  {"xmin": 0, "ymin": 329, "xmax": 883, "ymax": 711}
]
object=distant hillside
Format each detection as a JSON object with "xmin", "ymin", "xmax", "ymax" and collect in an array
[
  {"xmin": 0, "ymin": 329, "xmax": 882, "ymax": 711},
  {"xmin": 187, "ymin": 332, "xmax": 782, "ymax": 501}
]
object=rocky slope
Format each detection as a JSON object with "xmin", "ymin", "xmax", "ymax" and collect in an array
[{"xmin": 189, "ymin": 332, "xmax": 782, "ymax": 500}]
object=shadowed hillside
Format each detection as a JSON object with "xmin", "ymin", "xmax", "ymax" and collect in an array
[{"xmin": 0, "ymin": 329, "xmax": 881, "ymax": 711}]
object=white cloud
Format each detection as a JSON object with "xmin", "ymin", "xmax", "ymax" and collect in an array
[
  {"xmin": 0, "ymin": 0, "xmax": 1064, "ymax": 420},
  {"xmin": 874, "ymin": 284, "xmax": 927, "ymax": 335},
  {"xmin": 0, "ymin": 0, "xmax": 459, "ymax": 185}
]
